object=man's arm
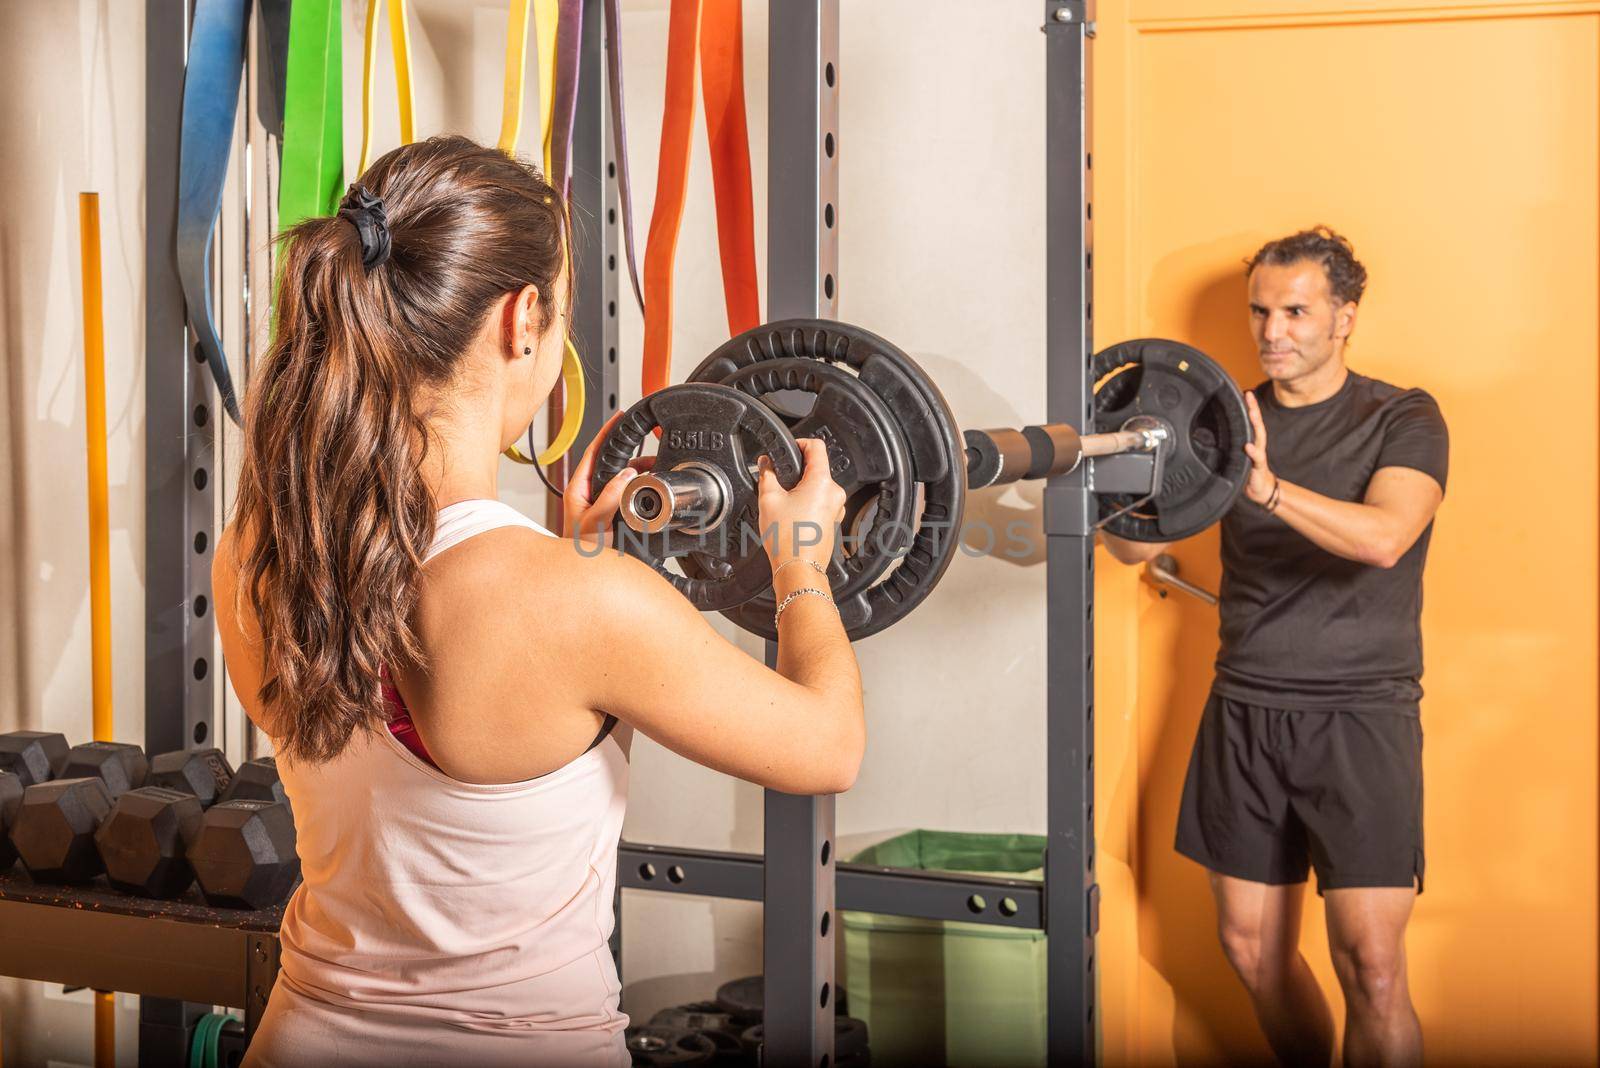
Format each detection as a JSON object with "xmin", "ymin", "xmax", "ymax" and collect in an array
[
  {"xmin": 1243, "ymin": 388, "xmax": 1446, "ymax": 569},
  {"xmin": 1265, "ymin": 467, "xmax": 1443, "ymax": 569}
]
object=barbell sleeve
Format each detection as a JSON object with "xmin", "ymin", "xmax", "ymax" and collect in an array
[
  {"xmin": 619, "ymin": 466, "xmax": 728, "ymax": 534},
  {"xmin": 965, "ymin": 423, "xmax": 1169, "ymax": 489}
]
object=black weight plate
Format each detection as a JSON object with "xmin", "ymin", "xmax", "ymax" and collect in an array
[
  {"xmin": 835, "ymin": 1016, "xmax": 870, "ymax": 1058},
  {"xmin": 650, "ymin": 1001, "xmax": 739, "ymax": 1036},
  {"xmin": 1091, "ymin": 338, "xmax": 1251, "ymax": 542},
  {"xmin": 714, "ymin": 975, "xmax": 764, "ymax": 1023},
  {"xmin": 705, "ymin": 357, "xmax": 917, "ymax": 605},
  {"xmin": 737, "ymin": 1017, "xmax": 868, "ymax": 1059},
  {"xmin": 689, "ymin": 320, "xmax": 966, "ymax": 641},
  {"xmin": 594, "ymin": 384, "xmax": 804, "ymax": 611},
  {"xmin": 627, "ymin": 1025, "xmax": 718, "ymax": 1066}
]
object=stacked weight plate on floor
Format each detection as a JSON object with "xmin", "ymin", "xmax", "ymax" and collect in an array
[
  {"xmin": 686, "ymin": 319, "xmax": 967, "ymax": 642},
  {"xmin": 648, "ymin": 1002, "xmax": 745, "ymax": 1063},
  {"xmin": 624, "ymin": 1024, "xmax": 719, "ymax": 1066}
]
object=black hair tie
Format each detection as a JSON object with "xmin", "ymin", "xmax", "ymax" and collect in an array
[{"xmin": 338, "ymin": 184, "xmax": 392, "ymax": 271}]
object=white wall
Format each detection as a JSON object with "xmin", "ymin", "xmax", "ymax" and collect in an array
[{"xmin": 0, "ymin": 0, "xmax": 1052, "ymax": 1055}]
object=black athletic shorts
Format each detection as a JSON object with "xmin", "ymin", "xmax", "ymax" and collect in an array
[{"xmin": 1175, "ymin": 691, "xmax": 1425, "ymax": 894}]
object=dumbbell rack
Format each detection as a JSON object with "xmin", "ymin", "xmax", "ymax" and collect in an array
[
  {"xmin": 123, "ymin": 1, "xmax": 1099, "ymax": 1066},
  {"xmin": 0, "ymin": 870, "xmax": 282, "ymax": 1057}
]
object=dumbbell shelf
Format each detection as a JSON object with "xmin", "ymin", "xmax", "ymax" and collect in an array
[{"xmin": 0, "ymin": 868, "xmax": 283, "ymax": 1039}]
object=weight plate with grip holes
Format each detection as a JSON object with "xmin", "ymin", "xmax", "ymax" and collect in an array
[
  {"xmin": 689, "ymin": 320, "xmax": 966, "ymax": 641},
  {"xmin": 647, "ymin": 1003, "xmax": 746, "ymax": 1064},
  {"xmin": 1091, "ymin": 338, "xmax": 1251, "ymax": 542},
  {"xmin": 693, "ymin": 357, "xmax": 917, "ymax": 609},
  {"xmin": 593, "ymin": 384, "xmax": 804, "ymax": 612},
  {"xmin": 649, "ymin": 1001, "xmax": 739, "ymax": 1037},
  {"xmin": 738, "ymin": 1017, "xmax": 870, "ymax": 1059},
  {"xmin": 625, "ymin": 1025, "xmax": 717, "ymax": 1066}
]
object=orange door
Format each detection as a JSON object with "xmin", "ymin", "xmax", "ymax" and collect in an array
[{"xmin": 1091, "ymin": 3, "xmax": 1600, "ymax": 1063}]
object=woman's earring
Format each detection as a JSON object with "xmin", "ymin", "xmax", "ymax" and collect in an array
[{"xmin": 523, "ymin": 347, "xmax": 532, "ymax": 355}]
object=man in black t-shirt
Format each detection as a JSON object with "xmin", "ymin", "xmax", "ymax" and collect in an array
[{"xmin": 1104, "ymin": 228, "xmax": 1446, "ymax": 1068}]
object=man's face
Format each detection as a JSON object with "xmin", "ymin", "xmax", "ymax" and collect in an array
[{"xmin": 1247, "ymin": 259, "xmax": 1356, "ymax": 384}]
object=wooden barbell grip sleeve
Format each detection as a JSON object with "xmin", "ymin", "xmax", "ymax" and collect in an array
[{"xmin": 965, "ymin": 425, "xmax": 1160, "ymax": 488}]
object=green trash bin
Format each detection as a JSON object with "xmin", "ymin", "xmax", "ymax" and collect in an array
[{"xmin": 841, "ymin": 829, "xmax": 1047, "ymax": 1068}]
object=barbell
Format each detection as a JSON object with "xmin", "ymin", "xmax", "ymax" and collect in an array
[{"xmin": 593, "ymin": 321, "xmax": 1250, "ymax": 641}]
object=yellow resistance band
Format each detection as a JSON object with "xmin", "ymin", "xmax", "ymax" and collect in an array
[
  {"xmin": 357, "ymin": 0, "xmax": 414, "ymax": 176},
  {"xmin": 500, "ymin": 0, "xmax": 585, "ymax": 469}
]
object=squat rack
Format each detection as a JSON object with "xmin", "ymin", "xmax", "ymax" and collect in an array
[{"xmin": 142, "ymin": 1, "xmax": 1099, "ymax": 1065}]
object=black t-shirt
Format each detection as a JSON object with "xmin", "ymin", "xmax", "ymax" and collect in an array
[{"xmin": 1213, "ymin": 371, "xmax": 1449, "ymax": 713}]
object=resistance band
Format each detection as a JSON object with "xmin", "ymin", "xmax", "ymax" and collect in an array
[
  {"xmin": 536, "ymin": 0, "xmax": 559, "ymax": 171},
  {"xmin": 641, "ymin": 0, "xmax": 760, "ymax": 398},
  {"xmin": 549, "ymin": 0, "xmax": 584, "ymax": 199},
  {"xmin": 356, "ymin": 0, "xmax": 415, "ymax": 176},
  {"xmin": 698, "ymin": 0, "xmax": 759, "ymax": 336},
  {"xmin": 542, "ymin": 0, "xmax": 584, "ymax": 486},
  {"xmin": 640, "ymin": 0, "xmax": 701, "ymax": 398},
  {"xmin": 279, "ymin": 0, "xmax": 344, "ymax": 231},
  {"xmin": 604, "ymin": 0, "xmax": 645, "ymax": 312},
  {"xmin": 499, "ymin": 0, "xmax": 587, "ymax": 470},
  {"xmin": 255, "ymin": 0, "xmax": 292, "ymax": 155},
  {"xmin": 177, "ymin": 0, "xmax": 250, "ymax": 423}
]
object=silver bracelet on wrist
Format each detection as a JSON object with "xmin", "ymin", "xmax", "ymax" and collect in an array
[
  {"xmin": 773, "ymin": 557, "xmax": 829, "ymax": 580},
  {"xmin": 773, "ymin": 586, "xmax": 836, "ymax": 627}
]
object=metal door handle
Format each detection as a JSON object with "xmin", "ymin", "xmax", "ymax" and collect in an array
[{"xmin": 1144, "ymin": 554, "xmax": 1218, "ymax": 606}]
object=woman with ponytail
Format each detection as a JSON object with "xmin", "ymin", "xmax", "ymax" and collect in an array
[{"xmin": 214, "ymin": 137, "xmax": 861, "ymax": 1066}]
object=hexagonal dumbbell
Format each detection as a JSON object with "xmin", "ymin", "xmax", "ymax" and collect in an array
[
  {"xmin": 0, "ymin": 772, "xmax": 22, "ymax": 871},
  {"xmin": 59, "ymin": 742, "xmax": 149, "ymax": 799},
  {"xmin": 94, "ymin": 786, "xmax": 205, "ymax": 898},
  {"xmin": 190, "ymin": 799, "xmax": 299, "ymax": 910},
  {"xmin": 149, "ymin": 748, "xmax": 235, "ymax": 808},
  {"xmin": 219, "ymin": 757, "xmax": 288, "ymax": 815},
  {"xmin": 0, "ymin": 731, "xmax": 70, "ymax": 788},
  {"xmin": 11, "ymin": 778, "xmax": 114, "ymax": 884}
]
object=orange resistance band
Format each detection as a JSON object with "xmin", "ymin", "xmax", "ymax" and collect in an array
[
  {"xmin": 641, "ymin": 0, "xmax": 701, "ymax": 399},
  {"xmin": 641, "ymin": 0, "xmax": 759, "ymax": 399},
  {"xmin": 699, "ymin": 0, "xmax": 760, "ymax": 338}
]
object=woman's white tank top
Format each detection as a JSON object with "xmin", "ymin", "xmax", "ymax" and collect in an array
[{"xmin": 245, "ymin": 500, "xmax": 630, "ymax": 1067}]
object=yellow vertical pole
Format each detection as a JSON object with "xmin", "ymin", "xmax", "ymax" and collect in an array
[
  {"xmin": 79, "ymin": 192, "xmax": 115, "ymax": 1068},
  {"xmin": 94, "ymin": 994, "xmax": 114, "ymax": 1067},
  {"xmin": 79, "ymin": 193, "xmax": 113, "ymax": 746}
]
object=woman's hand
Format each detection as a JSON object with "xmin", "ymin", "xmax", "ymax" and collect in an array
[
  {"xmin": 563, "ymin": 412, "xmax": 655, "ymax": 550},
  {"xmin": 756, "ymin": 438, "xmax": 847, "ymax": 571}
]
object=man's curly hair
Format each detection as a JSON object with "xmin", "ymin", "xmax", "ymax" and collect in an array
[{"xmin": 1247, "ymin": 226, "xmax": 1367, "ymax": 306}]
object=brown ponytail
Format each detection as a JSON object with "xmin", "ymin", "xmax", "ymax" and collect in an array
[{"xmin": 232, "ymin": 136, "xmax": 569, "ymax": 764}]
